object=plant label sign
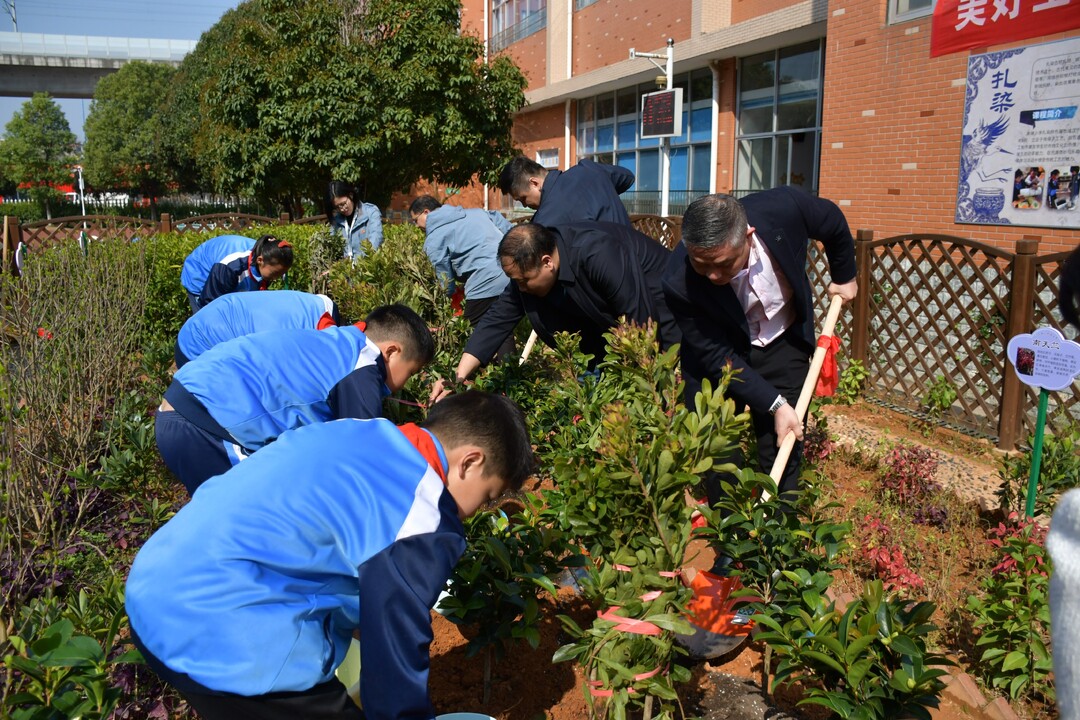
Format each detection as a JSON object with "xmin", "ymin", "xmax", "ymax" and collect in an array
[{"xmin": 1006, "ymin": 327, "xmax": 1080, "ymax": 391}]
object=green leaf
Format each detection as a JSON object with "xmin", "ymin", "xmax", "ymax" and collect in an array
[{"xmin": 1001, "ymin": 650, "xmax": 1030, "ymax": 672}]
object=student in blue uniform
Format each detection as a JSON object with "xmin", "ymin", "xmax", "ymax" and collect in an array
[
  {"xmin": 174, "ymin": 290, "xmax": 341, "ymax": 368},
  {"xmin": 127, "ymin": 390, "xmax": 534, "ymax": 720},
  {"xmin": 156, "ymin": 303, "xmax": 435, "ymax": 495},
  {"xmin": 181, "ymin": 234, "xmax": 294, "ymax": 312},
  {"xmin": 409, "ymin": 195, "xmax": 516, "ymax": 360},
  {"xmin": 327, "ymin": 180, "xmax": 384, "ymax": 259}
]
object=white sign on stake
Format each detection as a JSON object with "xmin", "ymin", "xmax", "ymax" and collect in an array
[{"xmin": 1006, "ymin": 327, "xmax": 1080, "ymax": 391}]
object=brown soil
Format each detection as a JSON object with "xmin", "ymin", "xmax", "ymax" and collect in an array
[{"xmin": 425, "ymin": 403, "xmax": 1030, "ymax": 720}]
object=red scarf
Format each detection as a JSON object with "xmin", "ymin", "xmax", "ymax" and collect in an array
[{"xmin": 396, "ymin": 423, "xmax": 447, "ymax": 485}]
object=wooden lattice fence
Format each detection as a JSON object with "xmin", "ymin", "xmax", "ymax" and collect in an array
[{"xmin": 809, "ymin": 231, "xmax": 1077, "ymax": 450}]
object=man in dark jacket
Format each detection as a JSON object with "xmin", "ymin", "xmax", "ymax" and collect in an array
[
  {"xmin": 432, "ymin": 222, "xmax": 679, "ymax": 395},
  {"xmin": 663, "ymin": 187, "xmax": 857, "ymax": 498},
  {"xmin": 498, "ymin": 156, "xmax": 634, "ymax": 227}
]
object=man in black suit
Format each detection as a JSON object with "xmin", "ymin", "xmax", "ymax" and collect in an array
[
  {"xmin": 663, "ymin": 187, "xmax": 857, "ymax": 498},
  {"xmin": 498, "ymin": 157, "xmax": 635, "ymax": 227},
  {"xmin": 432, "ymin": 222, "xmax": 679, "ymax": 397}
]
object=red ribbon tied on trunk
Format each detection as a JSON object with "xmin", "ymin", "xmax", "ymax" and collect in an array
[{"xmin": 815, "ymin": 335, "xmax": 842, "ymax": 397}]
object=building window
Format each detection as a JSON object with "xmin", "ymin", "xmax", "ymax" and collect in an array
[
  {"xmin": 576, "ymin": 68, "xmax": 714, "ymax": 215},
  {"xmin": 889, "ymin": 0, "xmax": 933, "ymax": 23},
  {"xmin": 575, "ymin": 0, "xmax": 600, "ymax": 8},
  {"xmin": 735, "ymin": 40, "xmax": 823, "ymax": 196},
  {"xmin": 536, "ymin": 148, "xmax": 559, "ymax": 168},
  {"xmin": 490, "ymin": 0, "xmax": 546, "ymax": 52}
]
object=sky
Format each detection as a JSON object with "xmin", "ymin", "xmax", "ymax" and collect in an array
[{"xmin": 1, "ymin": 0, "xmax": 241, "ymax": 140}]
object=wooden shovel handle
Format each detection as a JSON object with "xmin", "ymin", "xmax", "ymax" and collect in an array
[{"xmin": 763, "ymin": 294, "xmax": 845, "ymax": 499}]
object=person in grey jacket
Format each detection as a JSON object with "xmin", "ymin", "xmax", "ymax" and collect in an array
[
  {"xmin": 1048, "ymin": 243, "xmax": 1080, "ymax": 720},
  {"xmin": 327, "ymin": 180, "xmax": 383, "ymax": 259},
  {"xmin": 410, "ymin": 195, "xmax": 516, "ymax": 360}
]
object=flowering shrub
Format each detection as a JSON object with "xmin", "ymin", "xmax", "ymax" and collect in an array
[
  {"xmin": 878, "ymin": 445, "xmax": 940, "ymax": 506},
  {"xmin": 853, "ymin": 514, "xmax": 925, "ymax": 593},
  {"xmin": 801, "ymin": 417, "xmax": 834, "ymax": 468}
]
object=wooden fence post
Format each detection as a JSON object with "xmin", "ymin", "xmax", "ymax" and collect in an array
[
  {"xmin": 160, "ymin": 213, "xmax": 172, "ymax": 234},
  {"xmin": 850, "ymin": 229, "xmax": 874, "ymax": 366},
  {"xmin": 279, "ymin": 212, "xmax": 290, "ymax": 225},
  {"xmin": 3, "ymin": 215, "xmax": 20, "ymax": 274},
  {"xmin": 997, "ymin": 237, "xmax": 1039, "ymax": 451}
]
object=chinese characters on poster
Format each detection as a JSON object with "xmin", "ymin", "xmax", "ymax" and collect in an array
[{"xmin": 956, "ymin": 36, "xmax": 1080, "ymax": 229}]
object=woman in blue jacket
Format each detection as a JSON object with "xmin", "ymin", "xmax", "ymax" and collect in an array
[
  {"xmin": 327, "ymin": 180, "xmax": 383, "ymax": 259},
  {"xmin": 181, "ymin": 234, "xmax": 294, "ymax": 312}
]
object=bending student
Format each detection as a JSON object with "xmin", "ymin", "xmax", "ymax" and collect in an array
[
  {"xmin": 157, "ymin": 304, "xmax": 434, "ymax": 495},
  {"xmin": 180, "ymin": 234, "xmax": 293, "ymax": 312},
  {"xmin": 127, "ymin": 391, "xmax": 534, "ymax": 720},
  {"xmin": 174, "ymin": 290, "xmax": 340, "ymax": 368}
]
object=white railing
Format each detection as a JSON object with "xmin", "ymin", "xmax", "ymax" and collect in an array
[{"xmin": 0, "ymin": 31, "xmax": 196, "ymax": 62}]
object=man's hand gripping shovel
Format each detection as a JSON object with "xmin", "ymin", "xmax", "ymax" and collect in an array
[{"xmin": 678, "ymin": 294, "xmax": 846, "ymax": 660}]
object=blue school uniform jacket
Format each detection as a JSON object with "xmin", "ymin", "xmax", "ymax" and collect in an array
[
  {"xmin": 180, "ymin": 234, "xmax": 253, "ymax": 296},
  {"xmin": 175, "ymin": 290, "xmax": 337, "ymax": 367},
  {"xmin": 168, "ymin": 325, "xmax": 388, "ymax": 450},
  {"xmin": 126, "ymin": 417, "xmax": 464, "ymax": 719}
]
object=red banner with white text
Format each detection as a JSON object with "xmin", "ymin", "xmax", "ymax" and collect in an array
[{"xmin": 931, "ymin": 0, "xmax": 1080, "ymax": 58}]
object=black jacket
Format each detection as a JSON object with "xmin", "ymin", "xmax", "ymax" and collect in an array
[
  {"xmin": 663, "ymin": 186, "xmax": 857, "ymax": 414},
  {"xmin": 532, "ymin": 160, "xmax": 635, "ymax": 227},
  {"xmin": 464, "ymin": 222, "xmax": 679, "ymax": 366}
]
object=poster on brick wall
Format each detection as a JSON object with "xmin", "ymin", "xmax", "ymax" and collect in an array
[{"xmin": 955, "ymin": 36, "xmax": 1080, "ymax": 229}]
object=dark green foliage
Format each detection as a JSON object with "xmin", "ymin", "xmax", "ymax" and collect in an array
[
  {"xmin": 164, "ymin": 0, "xmax": 526, "ymax": 211},
  {"xmin": 996, "ymin": 424, "xmax": 1080, "ymax": 518},
  {"xmin": 966, "ymin": 516, "xmax": 1053, "ymax": 702},
  {"xmin": 83, "ymin": 62, "xmax": 177, "ymax": 215},
  {"xmin": 0, "ymin": 93, "xmax": 77, "ymax": 219},
  {"xmin": 754, "ymin": 579, "xmax": 951, "ymax": 720},
  {"xmin": 547, "ymin": 325, "xmax": 747, "ymax": 719},
  {"xmin": 440, "ymin": 494, "xmax": 579, "ymax": 660}
]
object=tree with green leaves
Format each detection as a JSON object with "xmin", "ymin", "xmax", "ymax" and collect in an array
[
  {"xmin": 83, "ymin": 61, "xmax": 177, "ymax": 219},
  {"xmin": 0, "ymin": 93, "xmax": 77, "ymax": 219},
  {"xmin": 163, "ymin": 0, "xmax": 527, "ymax": 213}
]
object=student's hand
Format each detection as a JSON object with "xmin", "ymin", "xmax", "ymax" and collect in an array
[
  {"xmin": 828, "ymin": 279, "xmax": 858, "ymax": 304},
  {"xmin": 774, "ymin": 403, "xmax": 803, "ymax": 446},
  {"xmin": 429, "ymin": 378, "xmax": 456, "ymax": 405}
]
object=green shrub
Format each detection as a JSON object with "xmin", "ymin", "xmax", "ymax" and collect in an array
[
  {"xmin": 835, "ymin": 359, "xmax": 869, "ymax": 405},
  {"xmin": 966, "ymin": 514, "xmax": 1053, "ymax": 703},
  {"xmin": 996, "ymin": 424, "xmax": 1080, "ymax": 518},
  {"xmin": 0, "ymin": 238, "xmax": 149, "ymax": 613},
  {"xmin": 755, "ymin": 579, "xmax": 951, "ymax": 720}
]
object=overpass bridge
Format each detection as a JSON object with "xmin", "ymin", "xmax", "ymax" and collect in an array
[{"xmin": 0, "ymin": 31, "xmax": 196, "ymax": 98}]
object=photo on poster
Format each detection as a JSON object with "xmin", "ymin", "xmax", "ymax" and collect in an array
[
  {"xmin": 1011, "ymin": 166, "xmax": 1043, "ymax": 210},
  {"xmin": 1016, "ymin": 347, "xmax": 1035, "ymax": 376}
]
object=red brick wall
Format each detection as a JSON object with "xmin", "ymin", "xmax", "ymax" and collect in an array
[
  {"xmin": 714, "ymin": 59, "xmax": 738, "ymax": 194},
  {"xmin": 497, "ymin": 27, "xmax": 549, "ymax": 91},
  {"xmin": 571, "ymin": 0, "xmax": 692, "ymax": 77},
  {"xmin": 731, "ymin": 0, "xmax": 796, "ymax": 26},
  {"xmin": 820, "ymin": 1, "xmax": 1080, "ymax": 254}
]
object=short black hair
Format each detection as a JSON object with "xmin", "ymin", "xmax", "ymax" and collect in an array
[
  {"xmin": 681, "ymin": 194, "xmax": 749, "ymax": 251},
  {"xmin": 409, "ymin": 195, "xmax": 442, "ymax": 216},
  {"xmin": 1060, "ymin": 245, "xmax": 1080, "ymax": 332},
  {"xmin": 497, "ymin": 224, "xmax": 556, "ymax": 273},
  {"xmin": 363, "ymin": 304, "xmax": 436, "ymax": 364},
  {"xmin": 498, "ymin": 156, "xmax": 547, "ymax": 196},
  {"xmin": 422, "ymin": 391, "xmax": 534, "ymax": 491}
]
